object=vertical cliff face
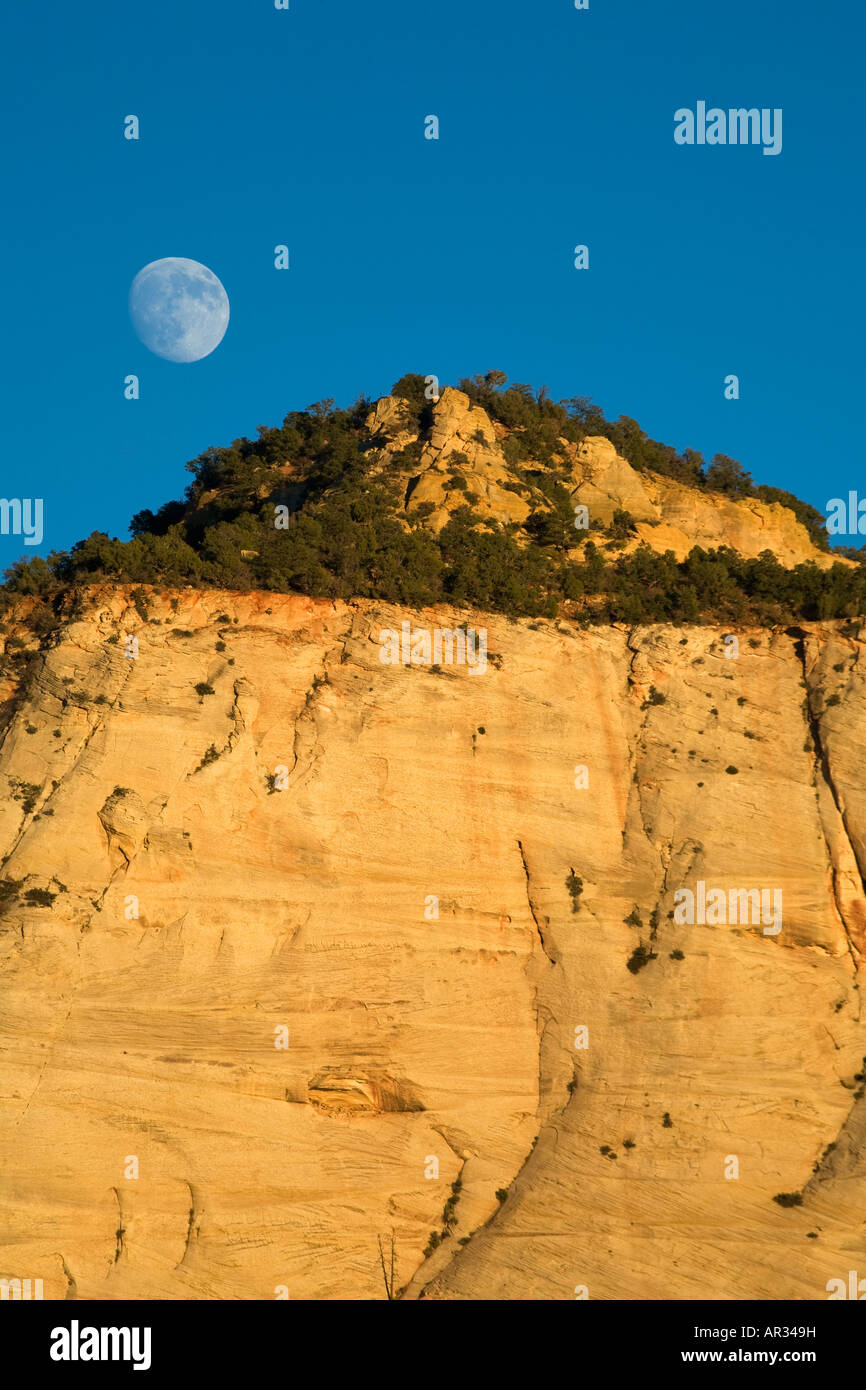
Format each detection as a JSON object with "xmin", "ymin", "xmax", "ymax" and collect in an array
[{"xmin": 0, "ymin": 590, "xmax": 864, "ymax": 1300}]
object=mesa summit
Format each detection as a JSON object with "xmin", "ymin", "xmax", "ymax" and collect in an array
[{"xmin": 674, "ymin": 103, "xmax": 782, "ymax": 156}]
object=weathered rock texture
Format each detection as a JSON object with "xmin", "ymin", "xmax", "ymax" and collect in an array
[
  {"xmin": 363, "ymin": 388, "xmax": 841, "ymax": 569},
  {"xmin": 0, "ymin": 590, "xmax": 864, "ymax": 1300},
  {"xmin": 367, "ymin": 386, "xmax": 530, "ymax": 532}
]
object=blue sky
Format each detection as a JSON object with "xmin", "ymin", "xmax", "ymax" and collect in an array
[{"xmin": 2, "ymin": 0, "xmax": 863, "ymax": 563}]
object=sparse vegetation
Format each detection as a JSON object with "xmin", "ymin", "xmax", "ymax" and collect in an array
[
  {"xmin": 627, "ymin": 943, "xmax": 657, "ymax": 974},
  {"xmin": 566, "ymin": 870, "xmax": 583, "ymax": 913},
  {"xmin": 423, "ymin": 1230, "xmax": 444, "ymax": 1256},
  {"xmin": 0, "ymin": 878, "xmax": 23, "ymax": 908},
  {"xmin": 813, "ymin": 1142, "xmax": 837, "ymax": 1173},
  {"xmin": 642, "ymin": 687, "xmax": 666, "ymax": 709},
  {"xmin": 773, "ymin": 1192, "xmax": 803, "ymax": 1208},
  {"xmin": 196, "ymin": 744, "xmax": 220, "ymax": 772},
  {"xmin": 10, "ymin": 779, "xmax": 40, "ymax": 814},
  {"xmin": 24, "ymin": 887, "xmax": 56, "ymax": 907},
  {"xmin": 442, "ymin": 1178, "xmax": 462, "ymax": 1230}
]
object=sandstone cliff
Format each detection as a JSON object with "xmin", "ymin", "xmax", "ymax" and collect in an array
[
  {"xmin": 364, "ymin": 387, "xmax": 840, "ymax": 569},
  {"xmin": 0, "ymin": 589, "xmax": 864, "ymax": 1300}
]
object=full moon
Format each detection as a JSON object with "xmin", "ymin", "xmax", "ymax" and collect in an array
[{"xmin": 129, "ymin": 257, "xmax": 230, "ymax": 363}]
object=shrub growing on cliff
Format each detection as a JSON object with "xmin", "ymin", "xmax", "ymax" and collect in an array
[
  {"xmin": 0, "ymin": 878, "xmax": 23, "ymax": 908},
  {"xmin": 423, "ymin": 1230, "xmax": 443, "ymax": 1256},
  {"xmin": 566, "ymin": 871, "xmax": 583, "ymax": 913},
  {"xmin": 642, "ymin": 687, "xmax": 666, "ymax": 709},
  {"xmin": 442, "ymin": 1193, "xmax": 460, "ymax": 1229},
  {"xmin": 24, "ymin": 887, "xmax": 56, "ymax": 907},
  {"xmin": 627, "ymin": 944, "xmax": 656, "ymax": 974},
  {"xmin": 10, "ymin": 780, "xmax": 40, "ymax": 814}
]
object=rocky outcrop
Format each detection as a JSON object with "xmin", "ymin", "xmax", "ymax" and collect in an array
[
  {"xmin": 0, "ymin": 587, "xmax": 864, "ymax": 1300},
  {"xmin": 362, "ymin": 389, "xmax": 840, "ymax": 570},
  {"xmin": 367, "ymin": 387, "xmax": 529, "ymax": 532},
  {"xmin": 641, "ymin": 474, "xmax": 843, "ymax": 568},
  {"xmin": 569, "ymin": 436, "xmax": 660, "ymax": 525}
]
